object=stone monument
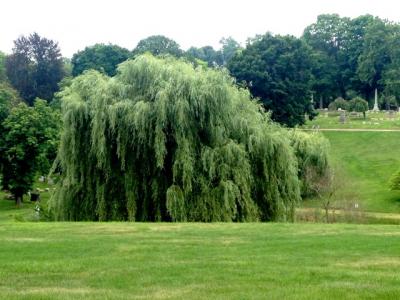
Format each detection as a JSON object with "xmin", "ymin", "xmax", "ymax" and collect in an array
[
  {"xmin": 372, "ymin": 88, "xmax": 379, "ymax": 112},
  {"xmin": 339, "ymin": 110, "xmax": 346, "ymax": 124}
]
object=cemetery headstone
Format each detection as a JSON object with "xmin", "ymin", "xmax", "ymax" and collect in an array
[
  {"xmin": 339, "ymin": 111, "xmax": 346, "ymax": 124},
  {"xmin": 372, "ymin": 88, "xmax": 379, "ymax": 112}
]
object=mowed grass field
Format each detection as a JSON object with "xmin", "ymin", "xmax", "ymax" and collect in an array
[
  {"xmin": 314, "ymin": 131, "xmax": 400, "ymax": 213},
  {"xmin": 1, "ymin": 124, "xmax": 400, "ymax": 299},
  {"xmin": 0, "ymin": 220, "xmax": 400, "ymax": 300}
]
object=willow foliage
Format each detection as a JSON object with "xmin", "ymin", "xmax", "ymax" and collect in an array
[
  {"xmin": 289, "ymin": 130, "xmax": 330, "ymax": 197},
  {"xmin": 50, "ymin": 55, "xmax": 325, "ymax": 222}
]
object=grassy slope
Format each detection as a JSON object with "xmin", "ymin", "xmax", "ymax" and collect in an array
[
  {"xmin": 318, "ymin": 131, "xmax": 400, "ymax": 213},
  {"xmin": 0, "ymin": 222, "xmax": 399, "ymax": 300},
  {"xmin": 0, "ymin": 198, "xmax": 37, "ymax": 222},
  {"xmin": 0, "ymin": 178, "xmax": 54, "ymax": 222}
]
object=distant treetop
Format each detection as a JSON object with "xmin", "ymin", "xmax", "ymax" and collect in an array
[
  {"xmin": 71, "ymin": 44, "xmax": 131, "ymax": 77},
  {"xmin": 133, "ymin": 35, "xmax": 183, "ymax": 57}
]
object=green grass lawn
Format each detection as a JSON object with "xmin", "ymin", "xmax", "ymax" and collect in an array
[
  {"xmin": 0, "ymin": 222, "xmax": 399, "ymax": 299},
  {"xmin": 304, "ymin": 131, "xmax": 400, "ymax": 214},
  {"xmin": 303, "ymin": 110, "xmax": 400, "ymax": 129},
  {"xmin": 0, "ymin": 177, "xmax": 55, "ymax": 222},
  {"xmin": 0, "ymin": 197, "xmax": 39, "ymax": 222}
]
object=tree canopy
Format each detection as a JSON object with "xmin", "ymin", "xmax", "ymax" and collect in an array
[
  {"xmin": 50, "ymin": 55, "xmax": 330, "ymax": 222},
  {"xmin": 220, "ymin": 36, "xmax": 241, "ymax": 65},
  {"xmin": 5, "ymin": 33, "xmax": 65, "ymax": 105},
  {"xmin": 0, "ymin": 51, "xmax": 7, "ymax": 82},
  {"xmin": 0, "ymin": 99, "xmax": 60, "ymax": 205},
  {"xmin": 71, "ymin": 44, "xmax": 131, "ymax": 77},
  {"xmin": 349, "ymin": 97, "xmax": 369, "ymax": 118},
  {"xmin": 228, "ymin": 33, "xmax": 315, "ymax": 127},
  {"xmin": 185, "ymin": 46, "xmax": 223, "ymax": 67},
  {"xmin": 303, "ymin": 14, "xmax": 400, "ymax": 106},
  {"xmin": 133, "ymin": 35, "xmax": 183, "ymax": 57}
]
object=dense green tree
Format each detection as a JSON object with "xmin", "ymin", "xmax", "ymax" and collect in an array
[
  {"xmin": 63, "ymin": 57, "xmax": 73, "ymax": 77},
  {"xmin": 309, "ymin": 50, "xmax": 338, "ymax": 108},
  {"xmin": 303, "ymin": 14, "xmax": 384, "ymax": 102},
  {"xmin": 304, "ymin": 14, "xmax": 400, "ymax": 104},
  {"xmin": 0, "ymin": 83, "xmax": 21, "ymax": 121},
  {"xmin": 0, "ymin": 51, "xmax": 7, "ymax": 82},
  {"xmin": 185, "ymin": 46, "xmax": 223, "ymax": 66},
  {"xmin": 342, "ymin": 15, "xmax": 375, "ymax": 96},
  {"xmin": 328, "ymin": 97, "xmax": 349, "ymax": 111},
  {"xmin": 348, "ymin": 96, "xmax": 369, "ymax": 118},
  {"xmin": 5, "ymin": 33, "xmax": 65, "ymax": 105},
  {"xmin": 133, "ymin": 35, "xmax": 183, "ymax": 57},
  {"xmin": 356, "ymin": 18, "xmax": 392, "ymax": 102},
  {"xmin": 0, "ymin": 83, "xmax": 22, "ymax": 188},
  {"xmin": 228, "ymin": 33, "xmax": 314, "ymax": 127},
  {"xmin": 0, "ymin": 99, "xmax": 60, "ymax": 205},
  {"xmin": 220, "ymin": 36, "xmax": 241, "ymax": 65},
  {"xmin": 382, "ymin": 65, "xmax": 400, "ymax": 105},
  {"xmin": 71, "ymin": 44, "xmax": 131, "ymax": 77},
  {"xmin": 49, "ymin": 55, "xmax": 330, "ymax": 222},
  {"xmin": 381, "ymin": 24, "xmax": 400, "ymax": 104},
  {"xmin": 303, "ymin": 14, "xmax": 350, "ymax": 100}
]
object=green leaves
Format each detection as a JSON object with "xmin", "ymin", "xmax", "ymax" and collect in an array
[
  {"xmin": 51, "ymin": 55, "xmax": 326, "ymax": 222},
  {"xmin": 133, "ymin": 35, "xmax": 183, "ymax": 58},
  {"xmin": 5, "ymin": 33, "xmax": 65, "ymax": 104},
  {"xmin": 228, "ymin": 33, "xmax": 314, "ymax": 127},
  {"xmin": 71, "ymin": 44, "xmax": 131, "ymax": 77},
  {"xmin": 0, "ymin": 99, "xmax": 60, "ymax": 202},
  {"xmin": 349, "ymin": 97, "xmax": 369, "ymax": 114}
]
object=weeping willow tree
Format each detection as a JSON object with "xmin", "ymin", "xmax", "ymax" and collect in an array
[
  {"xmin": 289, "ymin": 130, "xmax": 331, "ymax": 197},
  {"xmin": 50, "ymin": 54, "xmax": 327, "ymax": 222}
]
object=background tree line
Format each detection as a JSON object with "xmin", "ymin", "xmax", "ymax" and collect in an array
[{"xmin": 3, "ymin": 14, "xmax": 400, "ymax": 127}]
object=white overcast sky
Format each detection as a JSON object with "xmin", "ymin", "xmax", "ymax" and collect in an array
[{"xmin": 1, "ymin": 0, "xmax": 400, "ymax": 57}]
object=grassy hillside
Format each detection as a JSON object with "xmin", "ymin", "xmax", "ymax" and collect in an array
[
  {"xmin": 303, "ymin": 131, "xmax": 400, "ymax": 214},
  {"xmin": 0, "ymin": 222, "xmax": 399, "ymax": 299},
  {"xmin": 0, "ymin": 179, "xmax": 53, "ymax": 222},
  {"xmin": 0, "ymin": 198, "xmax": 37, "ymax": 222}
]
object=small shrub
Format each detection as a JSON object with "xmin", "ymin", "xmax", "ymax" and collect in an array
[
  {"xmin": 349, "ymin": 97, "xmax": 368, "ymax": 118},
  {"xmin": 328, "ymin": 97, "xmax": 349, "ymax": 111}
]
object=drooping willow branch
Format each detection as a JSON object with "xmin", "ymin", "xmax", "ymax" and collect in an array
[{"xmin": 50, "ymin": 54, "xmax": 329, "ymax": 222}]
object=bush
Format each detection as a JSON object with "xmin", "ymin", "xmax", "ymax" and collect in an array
[
  {"xmin": 328, "ymin": 97, "xmax": 349, "ymax": 111},
  {"xmin": 349, "ymin": 97, "xmax": 368, "ymax": 118}
]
